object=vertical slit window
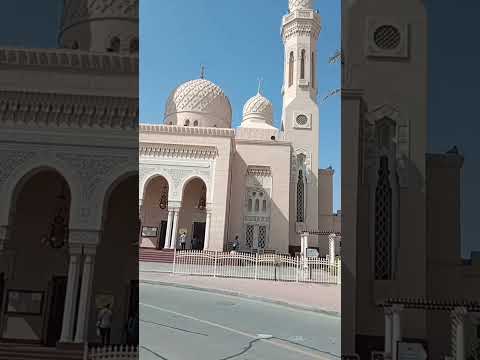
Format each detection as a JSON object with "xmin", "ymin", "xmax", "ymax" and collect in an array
[
  {"xmin": 300, "ymin": 49, "xmax": 306, "ymax": 79},
  {"xmin": 288, "ymin": 51, "xmax": 294, "ymax": 87},
  {"xmin": 311, "ymin": 52, "xmax": 315, "ymax": 88}
]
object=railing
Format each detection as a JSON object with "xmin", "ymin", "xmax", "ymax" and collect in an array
[
  {"xmin": 87, "ymin": 345, "xmax": 138, "ymax": 360},
  {"xmin": 173, "ymin": 250, "xmax": 341, "ymax": 285}
]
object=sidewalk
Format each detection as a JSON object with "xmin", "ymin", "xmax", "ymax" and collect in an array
[{"xmin": 139, "ymin": 270, "xmax": 340, "ymax": 316}]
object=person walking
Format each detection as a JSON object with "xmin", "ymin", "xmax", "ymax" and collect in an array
[
  {"xmin": 97, "ymin": 303, "xmax": 113, "ymax": 346},
  {"xmin": 232, "ymin": 235, "xmax": 240, "ymax": 252},
  {"xmin": 126, "ymin": 311, "xmax": 139, "ymax": 345},
  {"xmin": 179, "ymin": 232, "xmax": 186, "ymax": 250}
]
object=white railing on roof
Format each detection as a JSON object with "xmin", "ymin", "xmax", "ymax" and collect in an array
[
  {"xmin": 173, "ymin": 250, "xmax": 341, "ymax": 285},
  {"xmin": 87, "ymin": 345, "xmax": 138, "ymax": 360}
]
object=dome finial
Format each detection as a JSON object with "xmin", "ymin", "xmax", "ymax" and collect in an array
[
  {"xmin": 200, "ymin": 64, "xmax": 205, "ymax": 79},
  {"xmin": 257, "ymin": 77, "xmax": 264, "ymax": 95}
]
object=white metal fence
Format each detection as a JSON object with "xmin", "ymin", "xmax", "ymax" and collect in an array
[
  {"xmin": 172, "ymin": 250, "xmax": 341, "ymax": 284},
  {"xmin": 86, "ymin": 345, "xmax": 138, "ymax": 360}
]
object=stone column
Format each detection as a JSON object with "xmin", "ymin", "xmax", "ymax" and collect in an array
[
  {"xmin": 203, "ymin": 210, "xmax": 212, "ymax": 250},
  {"xmin": 0, "ymin": 225, "xmax": 7, "ymax": 251},
  {"xmin": 169, "ymin": 209, "xmax": 180, "ymax": 250},
  {"xmin": 74, "ymin": 245, "xmax": 97, "ymax": 343},
  {"xmin": 59, "ymin": 243, "xmax": 82, "ymax": 343},
  {"xmin": 328, "ymin": 233, "xmax": 336, "ymax": 264},
  {"xmin": 301, "ymin": 232, "xmax": 309, "ymax": 256},
  {"xmin": 451, "ymin": 307, "xmax": 467, "ymax": 360},
  {"xmin": 391, "ymin": 305, "xmax": 403, "ymax": 360},
  {"xmin": 164, "ymin": 209, "xmax": 174, "ymax": 249},
  {"xmin": 384, "ymin": 307, "xmax": 393, "ymax": 358}
]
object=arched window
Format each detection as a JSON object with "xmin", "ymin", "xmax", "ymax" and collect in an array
[
  {"xmin": 130, "ymin": 37, "xmax": 139, "ymax": 54},
  {"xmin": 184, "ymin": 119, "xmax": 190, "ymax": 126},
  {"xmin": 193, "ymin": 120, "xmax": 198, "ymax": 127},
  {"xmin": 311, "ymin": 52, "xmax": 315, "ymax": 88},
  {"xmin": 300, "ymin": 49, "xmax": 306, "ymax": 79},
  {"xmin": 262, "ymin": 199, "xmax": 267, "ymax": 212},
  {"xmin": 288, "ymin": 51, "xmax": 294, "ymax": 87},
  {"xmin": 255, "ymin": 199, "xmax": 260, "ymax": 212},
  {"xmin": 168, "ymin": 121, "xmax": 172, "ymax": 125},
  {"xmin": 248, "ymin": 199, "xmax": 252, "ymax": 212},
  {"xmin": 108, "ymin": 36, "xmax": 121, "ymax": 53},
  {"xmin": 71, "ymin": 41, "xmax": 79, "ymax": 50}
]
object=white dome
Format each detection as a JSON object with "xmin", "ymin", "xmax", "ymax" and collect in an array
[
  {"xmin": 288, "ymin": 0, "xmax": 314, "ymax": 11},
  {"xmin": 241, "ymin": 93, "xmax": 275, "ymax": 129},
  {"xmin": 164, "ymin": 78, "xmax": 232, "ymax": 128}
]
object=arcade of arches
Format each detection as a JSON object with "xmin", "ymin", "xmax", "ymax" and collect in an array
[
  {"xmin": 140, "ymin": 175, "xmax": 210, "ymax": 250},
  {"xmin": 0, "ymin": 168, "xmax": 138, "ymax": 346}
]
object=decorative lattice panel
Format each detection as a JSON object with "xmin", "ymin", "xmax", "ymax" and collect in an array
[
  {"xmin": 258, "ymin": 226, "xmax": 267, "ymax": 249},
  {"xmin": 246, "ymin": 225, "xmax": 254, "ymax": 248},
  {"xmin": 374, "ymin": 156, "xmax": 392, "ymax": 280},
  {"xmin": 374, "ymin": 25, "xmax": 401, "ymax": 50},
  {"xmin": 297, "ymin": 170, "xmax": 305, "ymax": 222}
]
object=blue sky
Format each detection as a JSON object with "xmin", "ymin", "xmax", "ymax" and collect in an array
[{"xmin": 140, "ymin": 0, "xmax": 341, "ymax": 212}]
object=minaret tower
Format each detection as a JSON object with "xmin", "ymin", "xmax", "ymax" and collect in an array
[
  {"xmin": 281, "ymin": 0, "xmax": 321, "ymax": 244},
  {"xmin": 59, "ymin": 0, "xmax": 139, "ymax": 54}
]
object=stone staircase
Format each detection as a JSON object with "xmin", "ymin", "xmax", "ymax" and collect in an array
[
  {"xmin": 0, "ymin": 343, "xmax": 83, "ymax": 360},
  {"xmin": 139, "ymin": 248, "xmax": 174, "ymax": 263}
]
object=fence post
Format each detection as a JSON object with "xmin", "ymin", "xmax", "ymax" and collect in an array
[
  {"xmin": 336, "ymin": 257, "xmax": 341, "ymax": 285},
  {"xmin": 213, "ymin": 251, "xmax": 217, "ymax": 277},
  {"xmin": 172, "ymin": 246, "xmax": 177, "ymax": 274},
  {"xmin": 295, "ymin": 256, "xmax": 298, "ymax": 282},
  {"xmin": 254, "ymin": 253, "xmax": 258, "ymax": 280}
]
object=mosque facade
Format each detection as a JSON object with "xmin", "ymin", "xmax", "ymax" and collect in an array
[{"xmin": 139, "ymin": 0, "xmax": 341, "ymax": 256}]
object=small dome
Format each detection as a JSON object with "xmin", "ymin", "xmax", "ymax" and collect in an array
[
  {"xmin": 241, "ymin": 93, "xmax": 275, "ymax": 129},
  {"xmin": 288, "ymin": 0, "xmax": 314, "ymax": 11},
  {"xmin": 164, "ymin": 78, "xmax": 232, "ymax": 128}
]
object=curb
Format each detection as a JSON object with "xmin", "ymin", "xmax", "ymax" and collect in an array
[{"xmin": 140, "ymin": 278, "xmax": 340, "ymax": 318}]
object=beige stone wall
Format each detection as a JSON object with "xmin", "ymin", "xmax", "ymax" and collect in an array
[
  {"xmin": 343, "ymin": 0, "xmax": 429, "ymax": 352},
  {"xmin": 229, "ymin": 140, "xmax": 291, "ymax": 253},
  {"xmin": 318, "ymin": 168, "xmax": 334, "ymax": 216}
]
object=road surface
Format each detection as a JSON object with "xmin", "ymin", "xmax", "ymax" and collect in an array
[{"xmin": 140, "ymin": 282, "xmax": 340, "ymax": 360}]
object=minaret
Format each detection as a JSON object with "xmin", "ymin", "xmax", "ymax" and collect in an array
[
  {"xmin": 58, "ymin": 0, "xmax": 139, "ymax": 54},
  {"xmin": 281, "ymin": 0, "xmax": 321, "ymax": 245}
]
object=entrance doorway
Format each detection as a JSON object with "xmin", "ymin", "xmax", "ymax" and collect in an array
[
  {"xmin": 157, "ymin": 221, "xmax": 168, "ymax": 249},
  {"xmin": 45, "ymin": 276, "xmax": 67, "ymax": 346},
  {"xmin": 192, "ymin": 222, "xmax": 206, "ymax": 250}
]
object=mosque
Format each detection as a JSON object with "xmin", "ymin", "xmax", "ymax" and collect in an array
[{"xmin": 139, "ymin": 0, "xmax": 341, "ymax": 257}]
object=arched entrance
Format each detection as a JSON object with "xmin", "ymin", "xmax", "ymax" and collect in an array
[
  {"xmin": 1, "ymin": 168, "xmax": 71, "ymax": 345},
  {"xmin": 141, "ymin": 175, "xmax": 170, "ymax": 249},
  {"xmin": 179, "ymin": 177, "xmax": 207, "ymax": 250},
  {"xmin": 89, "ymin": 174, "xmax": 138, "ymax": 345}
]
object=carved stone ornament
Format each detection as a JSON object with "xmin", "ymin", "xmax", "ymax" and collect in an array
[
  {"xmin": 365, "ymin": 104, "xmax": 410, "ymax": 188},
  {"xmin": 0, "ymin": 151, "xmax": 35, "ymax": 188},
  {"xmin": 56, "ymin": 153, "xmax": 128, "ymax": 200}
]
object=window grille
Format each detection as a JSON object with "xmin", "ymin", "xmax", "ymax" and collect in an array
[
  {"xmin": 297, "ymin": 170, "xmax": 305, "ymax": 222},
  {"xmin": 246, "ymin": 225, "xmax": 254, "ymax": 248},
  {"xmin": 258, "ymin": 226, "xmax": 267, "ymax": 249},
  {"xmin": 374, "ymin": 156, "xmax": 392, "ymax": 280}
]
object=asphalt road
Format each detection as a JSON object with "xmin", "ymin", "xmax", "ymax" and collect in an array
[{"xmin": 140, "ymin": 283, "xmax": 340, "ymax": 360}]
